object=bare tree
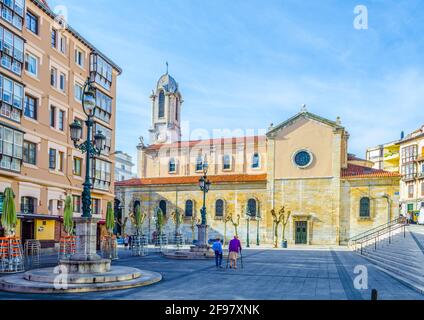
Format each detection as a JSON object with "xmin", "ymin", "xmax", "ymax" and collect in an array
[{"xmin": 271, "ymin": 207, "xmax": 292, "ymax": 248}]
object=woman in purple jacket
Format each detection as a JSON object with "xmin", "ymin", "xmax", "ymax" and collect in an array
[{"xmin": 228, "ymin": 236, "xmax": 242, "ymax": 269}]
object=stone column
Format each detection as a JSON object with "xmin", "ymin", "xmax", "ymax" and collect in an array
[
  {"xmin": 197, "ymin": 224, "xmax": 209, "ymax": 248},
  {"xmin": 71, "ymin": 217, "xmax": 102, "ymax": 261}
]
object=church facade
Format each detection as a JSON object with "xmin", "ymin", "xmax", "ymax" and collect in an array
[{"xmin": 115, "ymin": 72, "xmax": 400, "ymax": 246}]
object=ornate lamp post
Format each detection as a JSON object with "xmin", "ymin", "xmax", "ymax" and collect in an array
[
  {"xmin": 256, "ymin": 215, "xmax": 261, "ymax": 246},
  {"xmin": 68, "ymin": 78, "xmax": 107, "ymax": 263},
  {"xmin": 197, "ymin": 156, "xmax": 211, "ymax": 247},
  {"xmin": 246, "ymin": 214, "xmax": 251, "ymax": 248}
]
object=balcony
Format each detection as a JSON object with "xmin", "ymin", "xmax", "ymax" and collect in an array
[
  {"xmin": 417, "ymin": 155, "xmax": 424, "ymax": 163},
  {"xmin": 384, "ymin": 152, "xmax": 400, "ymax": 160},
  {"xmin": 418, "ymin": 172, "xmax": 424, "ymax": 180},
  {"xmin": 402, "ymin": 174, "xmax": 417, "ymax": 182},
  {"xmin": 20, "ymin": 204, "xmax": 37, "ymax": 215}
]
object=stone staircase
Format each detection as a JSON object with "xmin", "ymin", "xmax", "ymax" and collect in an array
[{"xmin": 356, "ymin": 225, "xmax": 424, "ymax": 294}]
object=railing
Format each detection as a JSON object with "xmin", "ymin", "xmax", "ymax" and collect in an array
[{"xmin": 348, "ymin": 217, "xmax": 409, "ymax": 255}]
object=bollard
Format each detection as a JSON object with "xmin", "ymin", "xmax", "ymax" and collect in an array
[{"xmin": 371, "ymin": 289, "xmax": 378, "ymax": 300}]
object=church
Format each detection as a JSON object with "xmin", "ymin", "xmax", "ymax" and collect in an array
[{"xmin": 115, "ymin": 71, "xmax": 401, "ymax": 246}]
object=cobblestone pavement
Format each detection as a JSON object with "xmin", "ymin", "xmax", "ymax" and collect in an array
[{"xmin": 0, "ymin": 247, "xmax": 423, "ymax": 300}]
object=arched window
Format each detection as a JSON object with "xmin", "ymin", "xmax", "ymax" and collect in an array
[
  {"xmin": 215, "ymin": 199, "xmax": 224, "ymax": 218},
  {"xmin": 159, "ymin": 200, "xmax": 167, "ymax": 216},
  {"xmin": 169, "ymin": 158, "xmax": 176, "ymax": 173},
  {"xmin": 185, "ymin": 200, "xmax": 193, "ymax": 217},
  {"xmin": 247, "ymin": 199, "xmax": 257, "ymax": 217},
  {"xmin": 252, "ymin": 153, "xmax": 260, "ymax": 169},
  {"xmin": 360, "ymin": 197, "xmax": 370, "ymax": 217},
  {"xmin": 158, "ymin": 91, "xmax": 165, "ymax": 118},
  {"xmin": 223, "ymin": 155, "xmax": 231, "ymax": 170},
  {"xmin": 196, "ymin": 155, "xmax": 203, "ymax": 172}
]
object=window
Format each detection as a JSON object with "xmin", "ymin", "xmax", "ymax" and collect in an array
[
  {"xmin": 401, "ymin": 145, "xmax": 418, "ymax": 180},
  {"xmin": 59, "ymin": 73, "xmax": 66, "ymax": 91},
  {"xmin": 26, "ymin": 11, "xmax": 38, "ymax": 34},
  {"xmin": 23, "ymin": 141, "xmax": 36, "ymax": 165},
  {"xmin": 94, "ymin": 90, "xmax": 112, "ymax": 123},
  {"xmin": 0, "ymin": 125, "xmax": 22, "ymax": 172},
  {"xmin": 158, "ymin": 91, "xmax": 165, "ymax": 118},
  {"xmin": 59, "ymin": 35, "xmax": 66, "ymax": 54},
  {"xmin": 408, "ymin": 184, "xmax": 414, "ymax": 199},
  {"xmin": 247, "ymin": 199, "xmax": 257, "ymax": 217},
  {"xmin": 185, "ymin": 200, "xmax": 193, "ymax": 217},
  {"xmin": 93, "ymin": 90, "xmax": 112, "ymax": 122},
  {"xmin": 50, "ymin": 106, "xmax": 56, "ymax": 128},
  {"xmin": 50, "ymin": 68, "xmax": 57, "ymax": 87},
  {"xmin": 25, "ymin": 53, "xmax": 38, "ymax": 76},
  {"xmin": 215, "ymin": 199, "xmax": 224, "ymax": 218},
  {"xmin": 169, "ymin": 158, "xmax": 176, "ymax": 173},
  {"xmin": 0, "ymin": 74, "xmax": 24, "ymax": 122},
  {"xmin": 58, "ymin": 151, "xmax": 64, "ymax": 172},
  {"xmin": 1, "ymin": 0, "xmax": 24, "ymax": 30},
  {"xmin": 0, "ymin": 26, "xmax": 23, "ymax": 74},
  {"xmin": 359, "ymin": 197, "xmax": 370, "ymax": 218},
  {"xmin": 75, "ymin": 48, "xmax": 84, "ymax": 67},
  {"xmin": 49, "ymin": 148, "xmax": 56, "ymax": 170},
  {"xmin": 24, "ymin": 95, "xmax": 37, "ymax": 120},
  {"xmin": 94, "ymin": 123, "xmax": 112, "ymax": 154},
  {"xmin": 74, "ymin": 83, "xmax": 83, "ymax": 101},
  {"xmin": 51, "ymin": 29, "xmax": 57, "ymax": 48},
  {"xmin": 175, "ymin": 97, "xmax": 179, "ymax": 121},
  {"xmin": 91, "ymin": 199, "xmax": 100, "ymax": 215},
  {"xmin": 252, "ymin": 153, "xmax": 260, "ymax": 169},
  {"xmin": 58, "ymin": 110, "xmax": 65, "ymax": 131},
  {"xmin": 92, "ymin": 159, "xmax": 112, "ymax": 191},
  {"xmin": 90, "ymin": 53, "xmax": 113, "ymax": 90},
  {"xmin": 73, "ymin": 195, "xmax": 81, "ymax": 213},
  {"xmin": 223, "ymin": 155, "xmax": 231, "ymax": 170},
  {"xmin": 159, "ymin": 200, "xmax": 167, "ymax": 216},
  {"xmin": 21, "ymin": 197, "xmax": 36, "ymax": 214},
  {"xmin": 73, "ymin": 157, "xmax": 82, "ymax": 176},
  {"xmin": 407, "ymin": 203, "xmax": 414, "ymax": 212},
  {"xmin": 196, "ymin": 155, "xmax": 203, "ymax": 171},
  {"xmin": 421, "ymin": 183, "xmax": 424, "ymax": 197}
]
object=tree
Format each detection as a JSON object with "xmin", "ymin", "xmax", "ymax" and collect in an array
[
  {"xmin": 63, "ymin": 196, "xmax": 74, "ymax": 236},
  {"xmin": 106, "ymin": 202, "xmax": 115, "ymax": 235},
  {"xmin": 155, "ymin": 207, "xmax": 165, "ymax": 236},
  {"xmin": 190, "ymin": 215, "xmax": 198, "ymax": 243},
  {"xmin": 229, "ymin": 213, "xmax": 241, "ymax": 238},
  {"xmin": 1, "ymin": 188, "xmax": 16, "ymax": 237},
  {"xmin": 223, "ymin": 212, "xmax": 232, "ymax": 246},
  {"xmin": 171, "ymin": 208, "xmax": 183, "ymax": 236},
  {"xmin": 271, "ymin": 207, "xmax": 292, "ymax": 248},
  {"xmin": 131, "ymin": 204, "xmax": 146, "ymax": 236}
]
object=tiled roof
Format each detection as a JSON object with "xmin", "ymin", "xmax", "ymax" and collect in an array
[
  {"xmin": 341, "ymin": 164, "xmax": 400, "ymax": 179},
  {"xmin": 145, "ymin": 136, "xmax": 266, "ymax": 151},
  {"xmin": 115, "ymin": 174, "xmax": 268, "ymax": 187},
  {"xmin": 347, "ymin": 154, "xmax": 367, "ymax": 162}
]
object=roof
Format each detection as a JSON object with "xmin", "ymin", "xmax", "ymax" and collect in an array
[
  {"xmin": 157, "ymin": 73, "xmax": 178, "ymax": 93},
  {"xmin": 145, "ymin": 136, "xmax": 266, "ymax": 151},
  {"xmin": 115, "ymin": 174, "xmax": 268, "ymax": 187},
  {"xmin": 347, "ymin": 154, "xmax": 368, "ymax": 162},
  {"xmin": 31, "ymin": 0, "xmax": 122, "ymax": 74},
  {"xmin": 267, "ymin": 111, "xmax": 344, "ymax": 137},
  {"xmin": 341, "ymin": 164, "xmax": 400, "ymax": 179}
]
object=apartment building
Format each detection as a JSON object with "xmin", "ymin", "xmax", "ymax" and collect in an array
[
  {"xmin": 113, "ymin": 151, "xmax": 135, "ymax": 182},
  {"xmin": 399, "ymin": 126, "xmax": 424, "ymax": 218},
  {"xmin": 0, "ymin": 0, "xmax": 121, "ymax": 248}
]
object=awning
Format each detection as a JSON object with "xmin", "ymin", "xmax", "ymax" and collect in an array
[{"xmin": 17, "ymin": 213, "xmax": 60, "ymax": 221}]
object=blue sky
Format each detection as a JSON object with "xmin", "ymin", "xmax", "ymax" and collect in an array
[{"xmin": 50, "ymin": 0, "xmax": 424, "ymax": 161}]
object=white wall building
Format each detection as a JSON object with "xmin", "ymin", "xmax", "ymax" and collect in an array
[{"xmin": 113, "ymin": 151, "xmax": 135, "ymax": 182}]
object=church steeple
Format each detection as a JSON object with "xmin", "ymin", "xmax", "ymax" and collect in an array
[{"xmin": 149, "ymin": 64, "xmax": 183, "ymax": 144}]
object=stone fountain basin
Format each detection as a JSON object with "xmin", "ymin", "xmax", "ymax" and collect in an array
[{"xmin": 24, "ymin": 266, "xmax": 142, "ymax": 284}]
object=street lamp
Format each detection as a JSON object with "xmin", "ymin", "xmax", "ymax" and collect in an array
[
  {"xmin": 70, "ymin": 78, "xmax": 105, "ymax": 219},
  {"xmin": 197, "ymin": 156, "xmax": 211, "ymax": 247},
  {"xmin": 246, "ymin": 213, "xmax": 251, "ymax": 248},
  {"xmin": 198, "ymin": 157, "xmax": 211, "ymax": 226}
]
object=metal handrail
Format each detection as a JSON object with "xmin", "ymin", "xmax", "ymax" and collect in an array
[
  {"xmin": 349, "ymin": 218, "xmax": 409, "ymax": 254},
  {"xmin": 349, "ymin": 217, "xmax": 404, "ymax": 243}
]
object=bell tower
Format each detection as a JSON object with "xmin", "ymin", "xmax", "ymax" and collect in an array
[{"xmin": 149, "ymin": 64, "xmax": 183, "ymax": 144}]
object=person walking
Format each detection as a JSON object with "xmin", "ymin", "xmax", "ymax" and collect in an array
[
  {"xmin": 124, "ymin": 234, "xmax": 129, "ymax": 250},
  {"xmin": 212, "ymin": 238, "xmax": 223, "ymax": 269},
  {"xmin": 228, "ymin": 235, "xmax": 242, "ymax": 269}
]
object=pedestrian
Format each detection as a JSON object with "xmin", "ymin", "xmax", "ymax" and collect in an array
[
  {"xmin": 228, "ymin": 235, "xmax": 242, "ymax": 269},
  {"xmin": 212, "ymin": 237, "xmax": 223, "ymax": 269},
  {"xmin": 129, "ymin": 235, "xmax": 133, "ymax": 250},
  {"xmin": 124, "ymin": 234, "xmax": 129, "ymax": 250}
]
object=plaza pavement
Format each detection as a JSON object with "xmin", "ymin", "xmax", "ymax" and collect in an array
[{"xmin": 0, "ymin": 246, "xmax": 423, "ymax": 300}]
